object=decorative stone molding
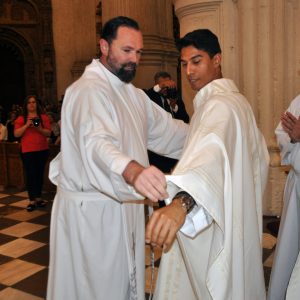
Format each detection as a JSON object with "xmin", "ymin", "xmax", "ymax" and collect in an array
[
  {"xmin": 0, "ymin": 0, "xmax": 38, "ymax": 23},
  {"xmin": 176, "ymin": 1, "xmax": 222, "ymax": 19},
  {"xmin": 0, "ymin": 0, "xmax": 57, "ymax": 104},
  {"xmin": 287, "ymin": 0, "xmax": 299, "ymax": 9},
  {"xmin": 141, "ymin": 35, "xmax": 178, "ymax": 66}
]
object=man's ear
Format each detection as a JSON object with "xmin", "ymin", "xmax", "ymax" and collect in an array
[
  {"xmin": 99, "ymin": 39, "xmax": 109, "ymax": 56},
  {"xmin": 213, "ymin": 53, "xmax": 222, "ymax": 67}
]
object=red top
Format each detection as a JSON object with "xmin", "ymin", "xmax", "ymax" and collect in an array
[{"xmin": 15, "ymin": 114, "xmax": 51, "ymax": 153}]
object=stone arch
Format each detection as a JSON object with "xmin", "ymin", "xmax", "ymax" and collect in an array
[
  {"xmin": 0, "ymin": 0, "xmax": 57, "ymax": 114},
  {"xmin": 0, "ymin": 27, "xmax": 36, "ymax": 113}
]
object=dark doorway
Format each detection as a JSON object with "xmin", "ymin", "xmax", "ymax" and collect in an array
[{"xmin": 0, "ymin": 41, "xmax": 25, "ymax": 122}]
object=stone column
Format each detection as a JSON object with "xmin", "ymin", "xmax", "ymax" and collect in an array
[
  {"xmin": 102, "ymin": 0, "xmax": 179, "ymax": 90},
  {"xmin": 173, "ymin": 0, "xmax": 238, "ymax": 116},
  {"xmin": 52, "ymin": 0, "xmax": 98, "ymax": 98}
]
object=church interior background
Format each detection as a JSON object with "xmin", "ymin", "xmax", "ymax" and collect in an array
[{"xmin": 0, "ymin": 0, "xmax": 300, "ymax": 298}]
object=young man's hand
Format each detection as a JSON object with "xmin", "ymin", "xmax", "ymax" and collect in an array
[{"xmin": 145, "ymin": 198, "xmax": 186, "ymax": 252}]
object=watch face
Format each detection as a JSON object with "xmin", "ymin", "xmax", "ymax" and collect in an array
[{"xmin": 177, "ymin": 194, "xmax": 195, "ymax": 214}]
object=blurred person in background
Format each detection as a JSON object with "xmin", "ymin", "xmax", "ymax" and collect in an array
[
  {"xmin": 14, "ymin": 95, "xmax": 51, "ymax": 211},
  {"xmin": 6, "ymin": 110, "xmax": 19, "ymax": 142},
  {"xmin": 268, "ymin": 94, "xmax": 300, "ymax": 300},
  {"xmin": 0, "ymin": 118, "xmax": 7, "ymax": 142}
]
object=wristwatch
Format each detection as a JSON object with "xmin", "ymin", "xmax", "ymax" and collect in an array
[
  {"xmin": 174, "ymin": 192, "xmax": 196, "ymax": 214},
  {"xmin": 290, "ymin": 138, "xmax": 297, "ymax": 144}
]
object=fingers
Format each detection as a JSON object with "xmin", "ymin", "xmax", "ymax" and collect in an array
[
  {"xmin": 160, "ymin": 79, "xmax": 176, "ymax": 89},
  {"xmin": 285, "ymin": 111, "xmax": 297, "ymax": 123},
  {"xmin": 122, "ymin": 161, "xmax": 168, "ymax": 201},
  {"xmin": 145, "ymin": 210, "xmax": 162, "ymax": 245},
  {"xmin": 163, "ymin": 226, "xmax": 178, "ymax": 253},
  {"xmin": 145, "ymin": 202, "xmax": 186, "ymax": 252},
  {"xmin": 281, "ymin": 113, "xmax": 296, "ymax": 135},
  {"xmin": 146, "ymin": 214, "xmax": 178, "ymax": 253},
  {"xmin": 134, "ymin": 166, "xmax": 168, "ymax": 201},
  {"xmin": 146, "ymin": 210, "xmax": 172, "ymax": 248}
]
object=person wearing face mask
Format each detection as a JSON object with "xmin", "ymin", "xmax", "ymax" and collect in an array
[
  {"xmin": 46, "ymin": 16, "xmax": 188, "ymax": 300},
  {"xmin": 14, "ymin": 95, "xmax": 51, "ymax": 211},
  {"xmin": 146, "ymin": 29, "xmax": 269, "ymax": 300}
]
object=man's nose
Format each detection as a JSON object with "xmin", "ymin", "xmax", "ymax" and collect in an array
[
  {"xmin": 130, "ymin": 52, "xmax": 140, "ymax": 63},
  {"xmin": 186, "ymin": 63, "xmax": 193, "ymax": 76}
]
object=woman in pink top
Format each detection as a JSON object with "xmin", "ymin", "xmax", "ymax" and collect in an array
[{"xmin": 14, "ymin": 95, "xmax": 51, "ymax": 211}]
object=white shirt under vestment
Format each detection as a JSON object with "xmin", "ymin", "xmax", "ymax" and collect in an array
[
  {"xmin": 46, "ymin": 59, "xmax": 188, "ymax": 300},
  {"xmin": 154, "ymin": 78, "xmax": 269, "ymax": 300},
  {"xmin": 268, "ymin": 94, "xmax": 300, "ymax": 300}
]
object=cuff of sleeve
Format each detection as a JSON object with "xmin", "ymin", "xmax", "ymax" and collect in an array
[
  {"xmin": 110, "ymin": 155, "xmax": 133, "ymax": 175},
  {"xmin": 172, "ymin": 104, "xmax": 178, "ymax": 113},
  {"xmin": 180, "ymin": 205, "xmax": 213, "ymax": 238},
  {"xmin": 153, "ymin": 84, "xmax": 161, "ymax": 93}
]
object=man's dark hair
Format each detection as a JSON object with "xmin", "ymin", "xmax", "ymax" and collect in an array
[
  {"xmin": 101, "ymin": 16, "xmax": 140, "ymax": 44},
  {"xmin": 176, "ymin": 29, "xmax": 221, "ymax": 58},
  {"xmin": 154, "ymin": 71, "xmax": 171, "ymax": 83}
]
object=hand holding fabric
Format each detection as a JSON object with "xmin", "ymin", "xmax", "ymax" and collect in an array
[
  {"xmin": 145, "ymin": 198, "xmax": 186, "ymax": 252},
  {"xmin": 122, "ymin": 160, "xmax": 168, "ymax": 202}
]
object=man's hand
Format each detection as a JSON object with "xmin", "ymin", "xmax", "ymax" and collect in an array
[
  {"xmin": 145, "ymin": 198, "xmax": 186, "ymax": 252},
  {"xmin": 291, "ymin": 119, "xmax": 300, "ymax": 141},
  {"xmin": 169, "ymin": 98, "xmax": 177, "ymax": 109},
  {"xmin": 159, "ymin": 79, "xmax": 176, "ymax": 90},
  {"xmin": 281, "ymin": 111, "xmax": 300, "ymax": 141},
  {"xmin": 122, "ymin": 160, "xmax": 168, "ymax": 202}
]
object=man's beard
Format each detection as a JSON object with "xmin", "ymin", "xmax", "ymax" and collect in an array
[
  {"xmin": 107, "ymin": 54, "xmax": 137, "ymax": 83},
  {"xmin": 116, "ymin": 62, "xmax": 137, "ymax": 83}
]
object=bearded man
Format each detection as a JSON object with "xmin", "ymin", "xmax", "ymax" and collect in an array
[{"xmin": 47, "ymin": 16, "xmax": 188, "ymax": 300}]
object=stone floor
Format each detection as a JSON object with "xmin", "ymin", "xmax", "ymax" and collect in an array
[{"xmin": 0, "ymin": 188, "xmax": 279, "ymax": 299}]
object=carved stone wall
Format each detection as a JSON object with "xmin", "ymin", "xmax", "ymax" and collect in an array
[
  {"xmin": 51, "ymin": 0, "xmax": 99, "ymax": 97},
  {"xmin": 51, "ymin": 0, "xmax": 179, "ymax": 95},
  {"xmin": 102, "ymin": 0, "xmax": 179, "ymax": 89},
  {"xmin": 174, "ymin": 0, "xmax": 300, "ymax": 215},
  {"xmin": 0, "ymin": 0, "xmax": 57, "ymax": 107}
]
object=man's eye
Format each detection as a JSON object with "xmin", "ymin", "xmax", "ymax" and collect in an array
[{"xmin": 193, "ymin": 60, "xmax": 200, "ymax": 65}]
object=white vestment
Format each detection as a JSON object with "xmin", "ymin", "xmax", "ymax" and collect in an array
[
  {"xmin": 268, "ymin": 94, "xmax": 300, "ymax": 300},
  {"xmin": 46, "ymin": 59, "xmax": 188, "ymax": 300},
  {"xmin": 154, "ymin": 79, "xmax": 269, "ymax": 300},
  {"xmin": 286, "ymin": 251, "xmax": 300, "ymax": 300}
]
